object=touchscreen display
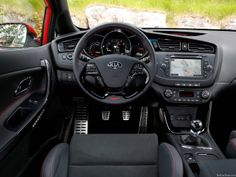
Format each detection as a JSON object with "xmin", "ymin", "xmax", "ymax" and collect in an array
[{"xmin": 170, "ymin": 59, "xmax": 202, "ymax": 77}]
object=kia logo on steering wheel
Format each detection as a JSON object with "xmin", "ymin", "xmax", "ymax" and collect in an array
[{"xmin": 107, "ymin": 61, "xmax": 123, "ymax": 70}]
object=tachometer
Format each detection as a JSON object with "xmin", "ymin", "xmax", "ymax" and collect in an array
[
  {"xmin": 87, "ymin": 41, "xmax": 102, "ymax": 57},
  {"xmin": 84, "ymin": 34, "xmax": 103, "ymax": 58},
  {"xmin": 129, "ymin": 35, "xmax": 148, "ymax": 59}
]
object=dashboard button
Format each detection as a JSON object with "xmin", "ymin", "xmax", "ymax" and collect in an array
[
  {"xmin": 164, "ymin": 89, "xmax": 173, "ymax": 98},
  {"xmin": 201, "ymin": 90, "xmax": 210, "ymax": 99},
  {"xmin": 175, "ymin": 82, "xmax": 181, "ymax": 86},
  {"xmin": 62, "ymin": 54, "xmax": 67, "ymax": 60},
  {"xmin": 160, "ymin": 63, "xmax": 167, "ymax": 70},
  {"xmin": 206, "ymin": 64, "xmax": 213, "ymax": 72},
  {"xmin": 67, "ymin": 53, "xmax": 73, "ymax": 60}
]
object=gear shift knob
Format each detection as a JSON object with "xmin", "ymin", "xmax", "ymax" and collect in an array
[{"xmin": 190, "ymin": 120, "xmax": 203, "ymax": 134}]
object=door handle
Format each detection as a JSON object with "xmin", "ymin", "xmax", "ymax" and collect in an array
[{"xmin": 14, "ymin": 76, "xmax": 32, "ymax": 96}]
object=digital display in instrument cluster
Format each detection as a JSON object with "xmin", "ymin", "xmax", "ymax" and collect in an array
[{"xmin": 170, "ymin": 59, "xmax": 202, "ymax": 77}]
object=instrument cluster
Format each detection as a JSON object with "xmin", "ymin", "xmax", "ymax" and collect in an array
[{"xmin": 83, "ymin": 29, "xmax": 148, "ymax": 60}]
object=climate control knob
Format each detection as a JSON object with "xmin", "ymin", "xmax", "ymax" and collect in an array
[
  {"xmin": 164, "ymin": 89, "xmax": 173, "ymax": 98},
  {"xmin": 201, "ymin": 90, "xmax": 210, "ymax": 99}
]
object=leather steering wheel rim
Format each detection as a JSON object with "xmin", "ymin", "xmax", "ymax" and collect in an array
[{"xmin": 73, "ymin": 23, "xmax": 156, "ymax": 105}]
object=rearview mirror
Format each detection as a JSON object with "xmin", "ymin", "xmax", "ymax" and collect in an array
[{"xmin": 0, "ymin": 23, "xmax": 39, "ymax": 48}]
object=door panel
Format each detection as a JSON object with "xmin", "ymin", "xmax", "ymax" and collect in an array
[{"xmin": 0, "ymin": 46, "xmax": 52, "ymax": 172}]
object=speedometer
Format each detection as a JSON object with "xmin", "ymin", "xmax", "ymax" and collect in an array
[{"xmin": 102, "ymin": 29, "xmax": 131, "ymax": 55}]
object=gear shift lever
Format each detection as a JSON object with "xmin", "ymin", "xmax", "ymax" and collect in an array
[
  {"xmin": 183, "ymin": 120, "xmax": 204, "ymax": 146},
  {"xmin": 190, "ymin": 120, "xmax": 203, "ymax": 135}
]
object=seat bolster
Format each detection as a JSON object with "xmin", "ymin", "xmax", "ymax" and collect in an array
[
  {"xmin": 229, "ymin": 130, "xmax": 236, "ymax": 140},
  {"xmin": 41, "ymin": 143, "xmax": 69, "ymax": 177},
  {"xmin": 159, "ymin": 143, "xmax": 183, "ymax": 177},
  {"xmin": 226, "ymin": 138, "xmax": 236, "ymax": 158}
]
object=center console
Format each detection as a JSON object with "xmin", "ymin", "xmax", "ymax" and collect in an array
[{"xmin": 153, "ymin": 47, "xmax": 225, "ymax": 176}]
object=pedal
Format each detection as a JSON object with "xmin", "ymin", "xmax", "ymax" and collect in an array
[
  {"xmin": 102, "ymin": 111, "xmax": 110, "ymax": 121},
  {"xmin": 74, "ymin": 120, "xmax": 88, "ymax": 134},
  {"xmin": 122, "ymin": 111, "xmax": 130, "ymax": 121},
  {"xmin": 74, "ymin": 100, "xmax": 89, "ymax": 134},
  {"xmin": 138, "ymin": 106, "xmax": 149, "ymax": 133}
]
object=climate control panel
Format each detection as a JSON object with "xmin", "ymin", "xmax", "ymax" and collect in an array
[{"xmin": 162, "ymin": 88, "xmax": 211, "ymax": 104}]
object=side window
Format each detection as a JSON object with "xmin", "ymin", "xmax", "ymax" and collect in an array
[{"xmin": 0, "ymin": 0, "xmax": 45, "ymax": 48}]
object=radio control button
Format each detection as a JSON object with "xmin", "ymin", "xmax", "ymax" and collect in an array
[
  {"xmin": 206, "ymin": 64, "xmax": 213, "ymax": 72},
  {"xmin": 201, "ymin": 90, "xmax": 210, "ymax": 99},
  {"xmin": 164, "ymin": 89, "xmax": 173, "ymax": 98},
  {"xmin": 161, "ymin": 63, "xmax": 167, "ymax": 70}
]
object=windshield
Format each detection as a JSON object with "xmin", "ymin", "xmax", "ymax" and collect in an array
[{"xmin": 68, "ymin": 0, "xmax": 236, "ymax": 30}]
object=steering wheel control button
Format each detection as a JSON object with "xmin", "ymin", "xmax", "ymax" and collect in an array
[
  {"xmin": 201, "ymin": 90, "xmax": 210, "ymax": 99},
  {"xmin": 85, "ymin": 75, "xmax": 96, "ymax": 87},
  {"xmin": 80, "ymin": 54, "xmax": 91, "ymax": 62},
  {"xmin": 164, "ymin": 89, "xmax": 173, "ymax": 98},
  {"xmin": 86, "ymin": 63, "xmax": 99, "ymax": 75},
  {"xmin": 131, "ymin": 63, "xmax": 144, "ymax": 75},
  {"xmin": 96, "ymin": 76, "xmax": 105, "ymax": 87}
]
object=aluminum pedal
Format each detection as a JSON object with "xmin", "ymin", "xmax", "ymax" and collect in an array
[
  {"xmin": 102, "ymin": 111, "xmax": 110, "ymax": 121},
  {"xmin": 74, "ymin": 102, "xmax": 89, "ymax": 134},
  {"xmin": 122, "ymin": 111, "xmax": 130, "ymax": 121},
  {"xmin": 74, "ymin": 120, "xmax": 88, "ymax": 134}
]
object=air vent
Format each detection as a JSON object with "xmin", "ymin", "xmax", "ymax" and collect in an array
[
  {"xmin": 188, "ymin": 42, "xmax": 214, "ymax": 53},
  {"xmin": 58, "ymin": 38, "xmax": 80, "ymax": 52},
  {"xmin": 157, "ymin": 39, "xmax": 181, "ymax": 51}
]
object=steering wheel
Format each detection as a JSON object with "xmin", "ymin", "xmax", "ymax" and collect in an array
[{"xmin": 73, "ymin": 23, "xmax": 156, "ymax": 104}]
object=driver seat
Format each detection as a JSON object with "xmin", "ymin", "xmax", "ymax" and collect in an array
[{"xmin": 41, "ymin": 134, "xmax": 183, "ymax": 177}]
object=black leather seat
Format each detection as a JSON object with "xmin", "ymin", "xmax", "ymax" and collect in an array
[{"xmin": 41, "ymin": 134, "xmax": 183, "ymax": 177}]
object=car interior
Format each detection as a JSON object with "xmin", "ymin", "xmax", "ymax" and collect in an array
[{"xmin": 1, "ymin": 0, "xmax": 236, "ymax": 177}]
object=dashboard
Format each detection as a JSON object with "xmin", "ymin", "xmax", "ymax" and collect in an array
[{"xmin": 51, "ymin": 26, "xmax": 228, "ymax": 105}]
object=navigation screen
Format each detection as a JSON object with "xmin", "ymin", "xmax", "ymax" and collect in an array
[{"xmin": 170, "ymin": 59, "xmax": 202, "ymax": 77}]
